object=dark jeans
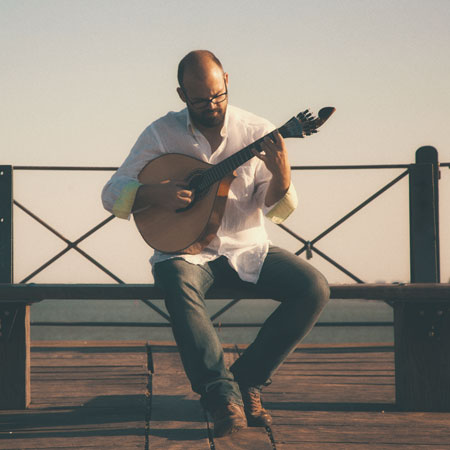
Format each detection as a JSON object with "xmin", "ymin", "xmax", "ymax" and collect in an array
[{"xmin": 153, "ymin": 246, "xmax": 330, "ymax": 409}]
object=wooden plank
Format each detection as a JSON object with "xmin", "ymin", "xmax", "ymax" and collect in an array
[
  {"xmin": 238, "ymin": 345, "xmax": 395, "ymax": 407},
  {"xmin": 31, "ymin": 339, "xmax": 150, "ymax": 347},
  {"xmin": 0, "ymin": 342, "xmax": 148, "ymax": 448},
  {"xmin": 2, "ymin": 341, "xmax": 450, "ymax": 448},
  {"xmin": 148, "ymin": 343, "xmax": 210, "ymax": 449},
  {"xmin": 262, "ymin": 344, "xmax": 450, "ymax": 448},
  {"xmin": 1, "ymin": 283, "xmax": 450, "ymax": 302},
  {"xmin": 213, "ymin": 430, "xmax": 273, "ymax": 450},
  {"xmin": 0, "ymin": 303, "xmax": 30, "ymax": 409},
  {"xmin": 275, "ymin": 444, "xmax": 447, "ymax": 450},
  {"xmin": 270, "ymin": 411, "xmax": 450, "ymax": 447}
]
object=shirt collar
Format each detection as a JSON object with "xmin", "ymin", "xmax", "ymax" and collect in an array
[{"xmin": 185, "ymin": 106, "xmax": 230, "ymax": 138}]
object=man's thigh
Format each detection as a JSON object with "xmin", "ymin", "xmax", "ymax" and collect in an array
[
  {"xmin": 154, "ymin": 258, "xmax": 215, "ymax": 300},
  {"xmin": 256, "ymin": 246, "xmax": 328, "ymax": 300}
]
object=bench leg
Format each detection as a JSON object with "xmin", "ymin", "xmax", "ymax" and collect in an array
[
  {"xmin": 0, "ymin": 303, "xmax": 30, "ymax": 409},
  {"xmin": 394, "ymin": 302, "xmax": 450, "ymax": 411}
]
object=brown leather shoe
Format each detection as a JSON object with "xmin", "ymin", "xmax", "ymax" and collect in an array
[
  {"xmin": 240, "ymin": 387, "xmax": 272, "ymax": 427},
  {"xmin": 211, "ymin": 402, "xmax": 247, "ymax": 437}
]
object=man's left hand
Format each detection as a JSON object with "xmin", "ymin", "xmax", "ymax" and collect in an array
[
  {"xmin": 253, "ymin": 131, "xmax": 290, "ymax": 178},
  {"xmin": 253, "ymin": 131, "xmax": 291, "ymax": 207}
]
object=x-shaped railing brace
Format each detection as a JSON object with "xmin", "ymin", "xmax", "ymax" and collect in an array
[
  {"xmin": 279, "ymin": 169, "xmax": 410, "ymax": 284},
  {"xmin": 13, "ymin": 200, "xmax": 171, "ymax": 323}
]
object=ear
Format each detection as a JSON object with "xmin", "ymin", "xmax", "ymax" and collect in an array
[
  {"xmin": 224, "ymin": 72, "xmax": 229, "ymax": 87},
  {"xmin": 177, "ymin": 87, "xmax": 186, "ymax": 103}
]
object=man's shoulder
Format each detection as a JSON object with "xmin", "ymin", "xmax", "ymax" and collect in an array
[
  {"xmin": 142, "ymin": 108, "xmax": 187, "ymax": 135},
  {"xmin": 228, "ymin": 105, "xmax": 275, "ymax": 131}
]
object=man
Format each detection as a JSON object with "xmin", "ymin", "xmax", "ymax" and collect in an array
[{"xmin": 102, "ymin": 50, "xmax": 329, "ymax": 437}]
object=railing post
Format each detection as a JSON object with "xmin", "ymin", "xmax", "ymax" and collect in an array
[
  {"xmin": 395, "ymin": 147, "xmax": 449, "ymax": 411},
  {"xmin": 0, "ymin": 166, "xmax": 30, "ymax": 409},
  {"xmin": 0, "ymin": 166, "xmax": 13, "ymax": 284},
  {"xmin": 409, "ymin": 146, "xmax": 440, "ymax": 283}
]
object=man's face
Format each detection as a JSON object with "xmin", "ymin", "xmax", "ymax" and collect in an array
[{"xmin": 179, "ymin": 68, "xmax": 228, "ymax": 129}]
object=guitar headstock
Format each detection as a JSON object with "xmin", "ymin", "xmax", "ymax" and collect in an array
[{"xmin": 279, "ymin": 107, "xmax": 335, "ymax": 139}]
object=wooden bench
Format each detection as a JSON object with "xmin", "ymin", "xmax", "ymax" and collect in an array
[{"xmin": 1, "ymin": 283, "xmax": 449, "ymax": 411}]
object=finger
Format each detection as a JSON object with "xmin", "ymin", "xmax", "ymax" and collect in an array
[
  {"xmin": 262, "ymin": 138, "xmax": 279, "ymax": 154},
  {"xmin": 252, "ymin": 148, "xmax": 264, "ymax": 160},
  {"xmin": 178, "ymin": 189, "xmax": 193, "ymax": 198},
  {"xmin": 177, "ymin": 195, "xmax": 192, "ymax": 207},
  {"xmin": 273, "ymin": 130, "xmax": 282, "ymax": 141},
  {"xmin": 262, "ymin": 135, "xmax": 274, "ymax": 146},
  {"xmin": 263, "ymin": 130, "xmax": 279, "ymax": 144},
  {"xmin": 260, "ymin": 141, "xmax": 276, "ymax": 156},
  {"xmin": 181, "ymin": 197, "xmax": 192, "ymax": 205},
  {"xmin": 264, "ymin": 133, "xmax": 285, "ymax": 154},
  {"xmin": 267, "ymin": 131, "xmax": 279, "ymax": 144}
]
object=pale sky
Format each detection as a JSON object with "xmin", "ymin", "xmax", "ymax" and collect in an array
[{"xmin": 1, "ymin": 0, "xmax": 449, "ymax": 284}]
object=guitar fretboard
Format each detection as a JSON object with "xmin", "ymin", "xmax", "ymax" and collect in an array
[
  {"xmin": 197, "ymin": 131, "xmax": 276, "ymax": 192},
  {"xmin": 194, "ymin": 109, "xmax": 322, "ymax": 192}
]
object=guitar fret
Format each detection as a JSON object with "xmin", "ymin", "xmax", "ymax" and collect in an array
[{"xmin": 204, "ymin": 171, "xmax": 212, "ymax": 187}]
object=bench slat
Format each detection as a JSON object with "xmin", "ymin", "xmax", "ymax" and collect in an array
[{"xmin": 1, "ymin": 283, "xmax": 450, "ymax": 302}]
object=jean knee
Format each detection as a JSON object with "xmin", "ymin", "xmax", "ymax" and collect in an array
[{"xmin": 299, "ymin": 269, "xmax": 330, "ymax": 312}]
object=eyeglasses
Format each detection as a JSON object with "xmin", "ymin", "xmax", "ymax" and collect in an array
[{"xmin": 181, "ymin": 80, "xmax": 228, "ymax": 109}]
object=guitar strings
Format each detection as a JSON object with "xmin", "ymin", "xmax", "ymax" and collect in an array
[{"xmin": 195, "ymin": 109, "xmax": 319, "ymax": 192}]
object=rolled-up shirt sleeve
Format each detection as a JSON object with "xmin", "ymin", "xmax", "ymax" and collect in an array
[
  {"xmin": 264, "ymin": 182, "xmax": 298, "ymax": 224},
  {"xmin": 101, "ymin": 126, "xmax": 163, "ymax": 220},
  {"xmin": 106, "ymin": 179, "xmax": 142, "ymax": 219},
  {"xmin": 251, "ymin": 152, "xmax": 298, "ymax": 225}
]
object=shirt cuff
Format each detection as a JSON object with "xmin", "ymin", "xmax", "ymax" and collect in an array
[
  {"xmin": 112, "ymin": 180, "xmax": 142, "ymax": 219},
  {"xmin": 264, "ymin": 182, "xmax": 298, "ymax": 224}
]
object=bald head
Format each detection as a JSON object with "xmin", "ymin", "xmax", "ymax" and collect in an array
[{"xmin": 177, "ymin": 50, "xmax": 224, "ymax": 87}]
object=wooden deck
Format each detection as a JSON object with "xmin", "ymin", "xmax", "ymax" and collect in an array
[{"xmin": 1, "ymin": 341, "xmax": 449, "ymax": 449}]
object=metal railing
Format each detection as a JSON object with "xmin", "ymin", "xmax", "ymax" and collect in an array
[{"xmin": 0, "ymin": 146, "xmax": 445, "ymax": 331}]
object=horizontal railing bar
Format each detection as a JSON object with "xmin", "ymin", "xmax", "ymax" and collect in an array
[
  {"xmin": 291, "ymin": 164, "xmax": 411, "ymax": 170},
  {"xmin": 29, "ymin": 321, "xmax": 394, "ymax": 328},
  {"xmin": 2, "ymin": 283, "xmax": 450, "ymax": 301},
  {"xmin": 11, "ymin": 163, "xmax": 450, "ymax": 172},
  {"xmin": 13, "ymin": 166, "xmax": 118, "ymax": 171}
]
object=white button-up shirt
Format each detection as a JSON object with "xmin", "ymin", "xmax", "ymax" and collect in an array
[{"xmin": 102, "ymin": 105, "xmax": 297, "ymax": 283}]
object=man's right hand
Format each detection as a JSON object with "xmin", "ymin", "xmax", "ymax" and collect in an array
[{"xmin": 133, "ymin": 180, "xmax": 194, "ymax": 212}]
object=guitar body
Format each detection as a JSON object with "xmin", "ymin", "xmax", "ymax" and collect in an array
[
  {"xmin": 133, "ymin": 153, "xmax": 236, "ymax": 254},
  {"xmin": 132, "ymin": 107, "xmax": 335, "ymax": 254}
]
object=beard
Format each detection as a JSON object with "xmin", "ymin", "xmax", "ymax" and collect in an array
[{"xmin": 187, "ymin": 103, "xmax": 226, "ymax": 129}]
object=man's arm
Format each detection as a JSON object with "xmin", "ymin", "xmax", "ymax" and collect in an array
[
  {"xmin": 253, "ymin": 130, "xmax": 291, "ymax": 208},
  {"xmin": 133, "ymin": 180, "xmax": 193, "ymax": 212}
]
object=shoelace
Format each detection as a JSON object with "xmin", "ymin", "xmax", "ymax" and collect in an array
[{"xmin": 243, "ymin": 390, "xmax": 263, "ymax": 414}]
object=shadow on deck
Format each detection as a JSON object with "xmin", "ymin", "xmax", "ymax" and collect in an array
[{"xmin": 1, "ymin": 341, "xmax": 449, "ymax": 449}]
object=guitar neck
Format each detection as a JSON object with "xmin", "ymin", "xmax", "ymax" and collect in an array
[
  {"xmin": 196, "ymin": 106, "xmax": 335, "ymax": 191},
  {"xmin": 198, "ymin": 128, "xmax": 280, "ymax": 191}
]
